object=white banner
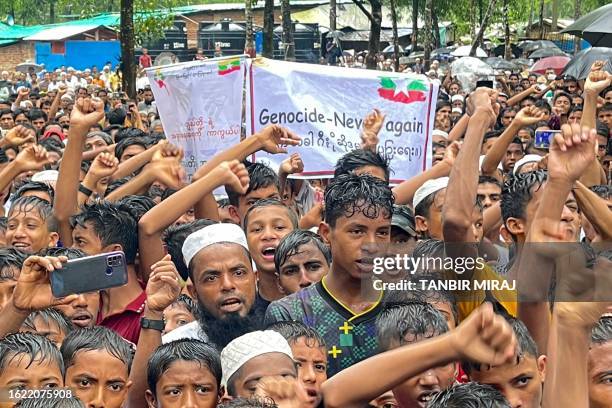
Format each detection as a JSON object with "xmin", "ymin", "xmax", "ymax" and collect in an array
[
  {"xmin": 246, "ymin": 58, "xmax": 438, "ymax": 183},
  {"xmin": 146, "ymin": 56, "xmax": 246, "ymax": 180}
]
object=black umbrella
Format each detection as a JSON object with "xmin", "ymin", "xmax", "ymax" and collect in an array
[
  {"xmin": 485, "ymin": 57, "xmax": 518, "ymax": 70},
  {"xmin": 561, "ymin": 3, "xmax": 612, "ymax": 47},
  {"xmin": 523, "ymin": 40, "xmax": 558, "ymax": 53},
  {"xmin": 529, "ymin": 47, "xmax": 567, "ymax": 59},
  {"xmin": 562, "ymin": 47, "xmax": 612, "ymax": 79}
]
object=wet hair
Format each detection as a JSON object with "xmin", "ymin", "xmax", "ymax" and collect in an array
[
  {"xmin": 428, "ymin": 383, "xmax": 511, "ymax": 408},
  {"xmin": 274, "ymin": 229, "xmax": 331, "ymax": 273},
  {"xmin": 217, "ymin": 198, "xmax": 230, "ymax": 208},
  {"xmin": 0, "ymin": 333, "xmax": 64, "ymax": 376},
  {"xmin": 80, "ymin": 160, "xmax": 91, "ymax": 175},
  {"xmin": 334, "ymin": 149, "xmax": 391, "ymax": 181},
  {"xmin": 163, "ymin": 218, "xmax": 217, "ymax": 280},
  {"xmin": 86, "ymin": 131, "xmax": 113, "ymax": 145},
  {"xmin": 226, "ymin": 162, "xmax": 280, "ymax": 207},
  {"xmin": 569, "ymin": 105, "xmax": 583, "ymax": 115},
  {"xmin": 324, "ymin": 173, "xmax": 394, "ymax": 228},
  {"xmin": 115, "ymin": 136, "xmax": 147, "ymax": 160},
  {"xmin": 534, "ymin": 99, "xmax": 551, "ymax": 113},
  {"xmin": 113, "ymin": 128, "xmax": 147, "ymax": 144},
  {"xmin": 243, "ymin": 198, "xmax": 299, "ymax": 232},
  {"xmin": 484, "ymin": 130, "xmax": 503, "ymax": 141},
  {"xmin": 15, "ymin": 396, "xmax": 85, "ymax": 408},
  {"xmin": 478, "ymin": 175, "xmax": 502, "ymax": 189},
  {"xmin": 147, "ymin": 339, "xmax": 222, "ymax": 396},
  {"xmin": 590, "ymin": 185, "xmax": 611, "ymax": 200},
  {"xmin": 436, "ymin": 100, "xmax": 452, "ymax": 112},
  {"xmin": 553, "ymin": 91, "xmax": 572, "ymax": 105},
  {"xmin": 27, "ymin": 108, "xmax": 47, "ymax": 123},
  {"xmin": 414, "ymin": 190, "xmax": 441, "ymax": 219},
  {"xmin": 148, "ymin": 185, "xmax": 165, "ymax": 201},
  {"xmin": 591, "ymin": 316, "xmax": 612, "ymax": 345},
  {"xmin": 106, "ymin": 108, "xmax": 126, "ymax": 126},
  {"xmin": 70, "ymin": 200, "xmax": 138, "ymax": 264},
  {"xmin": 22, "ymin": 308, "xmax": 74, "ymax": 340},
  {"xmin": 600, "ymin": 103, "xmax": 612, "ymax": 113},
  {"xmin": 104, "ymin": 176, "xmax": 131, "ymax": 197},
  {"xmin": 376, "ymin": 301, "xmax": 448, "ymax": 351},
  {"xmin": 8, "ymin": 196, "xmax": 58, "ymax": 232},
  {"xmin": 220, "ymin": 398, "xmax": 278, "ymax": 408},
  {"xmin": 117, "ymin": 195, "xmax": 156, "ymax": 221},
  {"xmin": 267, "ymin": 320, "xmax": 327, "ymax": 348},
  {"xmin": 170, "ymin": 294, "xmax": 197, "ymax": 315},
  {"xmin": 0, "ymin": 248, "xmax": 27, "ymax": 281},
  {"xmin": 39, "ymin": 138, "xmax": 64, "ymax": 158},
  {"xmin": 160, "ymin": 188, "xmax": 177, "ymax": 201},
  {"xmin": 0, "ymin": 216, "xmax": 5, "ymax": 233},
  {"xmin": 462, "ymin": 317, "xmax": 537, "ymax": 374},
  {"xmin": 42, "ymin": 247, "xmax": 86, "ymax": 260},
  {"xmin": 0, "ymin": 108, "xmax": 13, "ymax": 119},
  {"xmin": 61, "ymin": 326, "xmax": 134, "ymax": 374},
  {"xmin": 14, "ymin": 181, "xmax": 55, "ymax": 203},
  {"xmin": 501, "ymin": 170, "xmax": 547, "ymax": 223}
]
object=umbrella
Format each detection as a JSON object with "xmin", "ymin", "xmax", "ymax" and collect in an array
[
  {"xmin": 432, "ymin": 46, "xmax": 455, "ymax": 56},
  {"xmin": 492, "ymin": 44, "xmax": 522, "ymax": 58},
  {"xmin": 528, "ymin": 47, "xmax": 567, "ymax": 59},
  {"xmin": 513, "ymin": 58, "xmax": 533, "ymax": 67},
  {"xmin": 16, "ymin": 62, "xmax": 43, "ymax": 73},
  {"xmin": 382, "ymin": 44, "xmax": 404, "ymax": 54},
  {"xmin": 562, "ymin": 47, "xmax": 612, "ymax": 79},
  {"xmin": 452, "ymin": 45, "xmax": 487, "ymax": 58},
  {"xmin": 485, "ymin": 57, "xmax": 518, "ymax": 70},
  {"xmin": 523, "ymin": 40, "xmax": 558, "ymax": 53},
  {"xmin": 328, "ymin": 30, "xmax": 344, "ymax": 39},
  {"xmin": 530, "ymin": 56, "xmax": 571, "ymax": 75},
  {"xmin": 561, "ymin": 3, "xmax": 612, "ymax": 47},
  {"xmin": 451, "ymin": 57, "xmax": 494, "ymax": 91}
]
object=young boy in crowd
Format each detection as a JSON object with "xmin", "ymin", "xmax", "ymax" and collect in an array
[
  {"xmin": 463, "ymin": 317, "xmax": 546, "ymax": 408},
  {"xmin": 0, "ymin": 248, "xmax": 26, "ymax": 313},
  {"xmin": 273, "ymin": 229, "xmax": 331, "ymax": 295},
  {"xmin": 61, "ymin": 326, "xmax": 134, "ymax": 408},
  {"xmin": 0, "ymin": 332, "xmax": 65, "ymax": 393},
  {"xmin": 227, "ymin": 162, "xmax": 283, "ymax": 223},
  {"xmin": 428, "ymin": 382, "xmax": 511, "ymax": 408},
  {"xmin": 266, "ymin": 173, "xmax": 394, "ymax": 377},
  {"xmin": 20, "ymin": 307, "xmax": 73, "ymax": 348},
  {"xmin": 162, "ymin": 294, "xmax": 196, "ymax": 335},
  {"xmin": 145, "ymin": 339, "xmax": 222, "ymax": 408},
  {"xmin": 589, "ymin": 316, "xmax": 612, "ymax": 408},
  {"xmin": 268, "ymin": 321, "xmax": 328, "ymax": 408},
  {"xmin": 5, "ymin": 196, "xmax": 59, "ymax": 253},
  {"xmin": 243, "ymin": 198, "xmax": 299, "ymax": 302}
]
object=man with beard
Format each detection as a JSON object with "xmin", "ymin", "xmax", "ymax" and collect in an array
[{"xmin": 162, "ymin": 223, "xmax": 266, "ymax": 348}]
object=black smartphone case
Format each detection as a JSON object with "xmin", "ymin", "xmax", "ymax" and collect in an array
[{"xmin": 50, "ymin": 251, "xmax": 128, "ymax": 298}]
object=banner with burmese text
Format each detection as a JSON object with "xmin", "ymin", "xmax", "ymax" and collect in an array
[
  {"xmin": 246, "ymin": 58, "xmax": 438, "ymax": 182},
  {"xmin": 146, "ymin": 56, "xmax": 246, "ymax": 181}
]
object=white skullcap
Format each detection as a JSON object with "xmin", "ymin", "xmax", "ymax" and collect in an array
[
  {"xmin": 221, "ymin": 330, "xmax": 293, "ymax": 387},
  {"xmin": 432, "ymin": 129, "xmax": 449, "ymax": 139},
  {"xmin": 413, "ymin": 177, "xmax": 449, "ymax": 209},
  {"xmin": 479, "ymin": 155, "xmax": 503, "ymax": 173},
  {"xmin": 182, "ymin": 223, "xmax": 248, "ymax": 268},
  {"xmin": 31, "ymin": 170, "xmax": 59, "ymax": 183},
  {"xmin": 451, "ymin": 95, "xmax": 464, "ymax": 102},
  {"xmin": 513, "ymin": 154, "xmax": 542, "ymax": 175}
]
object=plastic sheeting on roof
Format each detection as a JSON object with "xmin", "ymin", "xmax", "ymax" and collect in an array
[{"xmin": 23, "ymin": 25, "xmax": 106, "ymax": 41}]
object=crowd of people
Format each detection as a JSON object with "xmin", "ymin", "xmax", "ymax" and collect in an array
[{"xmin": 0, "ymin": 51, "xmax": 610, "ymax": 408}]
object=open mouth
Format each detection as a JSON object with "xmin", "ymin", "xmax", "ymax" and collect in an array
[
  {"xmin": 12, "ymin": 242, "xmax": 31, "ymax": 251},
  {"xmin": 219, "ymin": 298, "xmax": 242, "ymax": 312},
  {"xmin": 261, "ymin": 246, "xmax": 277, "ymax": 261},
  {"xmin": 71, "ymin": 313, "xmax": 93, "ymax": 327},
  {"xmin": 416, "ymin": 390, "xmax": 438, "ymax": 406}
]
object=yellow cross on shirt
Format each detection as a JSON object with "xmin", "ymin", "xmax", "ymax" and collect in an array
[
  {"xmin": 339, "ymin": 322, "xmax": 353, "ymax": 335},
  {"xmin": 328, "ymin": 346, "xmax": 342, "ymax": 358}
]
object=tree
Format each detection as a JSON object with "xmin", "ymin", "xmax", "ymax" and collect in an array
[
  {"xmin": 503, "ymin": 0, "xmax": 511, "ymax": 59},
  {"xmin": 263, "ymin": 0, "xmax": 274, "ymax": 58},
  {"xmin": 245, "ymin": 0, "xmax": 255, "ymax": 57},
  {"xmin": 281, "ymin": 0, "xmax": 294, "ymax": 60},
  {"xmin": 470, "ymin": 0, "xmax": 497, "ymax": 56},
  {"xmin": 390, "ymin": 0, "xmax": 400, "ymax": 71},
  {"xmin": 551, "ymin": 0, "xmax": 559, "ymax": 31},
  {"xmin": 539, "ymin": 0, "xmax": 545, "ymax": 39},
  {"xmin": 352, "ymin": 0, "xmax": 382, "ymax": 70},
  {"xmin": 573, "ymin": 0, "xmax": 581, "ymax": 53},
  {"xmin": 49, "ymin": 0, "xmax": 55, "ymax": 23},
  {"xmin": 120, "ymin": 0, "xmax": 136, "ymax": 99},
  {"xmin": 423, "ymin": 0, "xmax": 433, "ymax": 69},
  {"xmin": 411, "ymin": 0, "xmax": 418, "ymax": 52},
  {"xmin": 330, "ymin": 0, "xmax": 337, "ymax": 31}
]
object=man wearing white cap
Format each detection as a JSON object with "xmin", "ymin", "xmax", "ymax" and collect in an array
[
  {"xmin": 413, "ymin": 177, "xmax": 449, "ymax": 239},
  {"xmin": 163, "ymin": 223, "xmax": 266, "ymax": 348},
  {"xmin": 221, "ymin": 330, "xmax": 305, "ymax": 400}
]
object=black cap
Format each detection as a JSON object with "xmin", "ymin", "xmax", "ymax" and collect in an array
[{"xmin": 391, "ymin": 205, "xmax": 416, "ymax": 237}]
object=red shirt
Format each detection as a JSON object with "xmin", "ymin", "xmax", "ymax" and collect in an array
[
  {"xmin": 97, "ymin": 291, "xmax": 146, "ymax": 345},
  {"xmin": 139, "ymin": 54, "xmax": 152, "ymax": 69}
]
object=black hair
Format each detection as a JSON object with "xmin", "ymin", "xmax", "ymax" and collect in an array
[
  {"xmin": 104, "ymin": 176, "xmax": 131, "ymax": 197},
  {"xmin": 14, "ymin": 181, "xmax": 55, "ymax": 203},
  {"xmin": 334, "ymin": 149, "xmax": 391, "ymax": 182},
  {"xmin": 274, "ymin": 229, "xmax": 331, "ymax": 273},
  {"xmin": 170, "ymin": 294, "xmax": 197, "ymax": 315},
  {"xmin": 219, "ymin": 398, "xmax": 278, "ymax": 408},
  {"xmin": 376, "ymin": 301, "xmax": 448, "ymax": 351},
  {"xmin": 163, "ymin": 218, "xmax": 217, "ymax": 280},
  {"xmin": 106, "ymin": 108, "xmax": 127, "ymax": 126},
  {"xmin": 217, "ymin": 198, "xmax": 230, "ymax": 208},
  {"xmin": 553, "ymin": 91, "xmax": 572, "ymax": 104},
  {"xmin": 15, "ymin": 396, "xmax": 85, "ymax": 408},
  {"xmin": 42, "ymin": 247, "xmax": 86, "ymax": 260},
  {"xmin": 509, "ymin": 137, "xmax": 525, "ymax": 151},
  {"xmin": 484, "ymin": 130, "xmax": 503, "ymax": 141},
  {"xmin": 534, "ymin": 99, "xmax": 551, "ymax": 112},
  {"xmin": 22, "ymin": 308, "xmax": 74, "ymax": 340},
  {"xmin": 462, "ymin": 317, "xmax": 537, "ymax": 375},
  {"xmin": 160, "ymin": 187, "xmax": 177, "ymax": 201},
  {"xmin": 0, "ymin": 108, "xmax": 13, "ymax": 118},
  {"xmin": 478, "ymin": 175, "xmax": 502, "ymax": 189},
  {"xmin": 436, "ymin": 100, "xmax": 452, "ymax": 111},
  {"xmin": 8, "ymin": 195, "xmax": 58, "ymax": 232},
  {"xmin": 591, "ymin": 316, "xmax": 612, "ymax": 345},
  {"xmin": 226, "ymin": 162, "xmax": 280, "ymax": 207},
  {"xmin": 0, "ymin": 248, "xmax": 27, "ymax": 281},
  {"xmin": 27, "ymin": 108, "xmax": 47, "ymax": 123},
  {"xmin": 0, "ymin": 333, "xmax": 64, "ymax": 375},
  {"xmin": 86, "ymin": 131, "xmax": 113, "ymax": 146},
  {"xmin": 148, "ymin": 185, "xmax": 165, "ymax": 201},
  {"xmin": 116, "ymin": 195, "xmax": 156, "ymax": 221},
  {"xmin": 80, "ymin": 160, "xmax": 91, "ymax": 175},
  {"xmin": 243, "ymin": 198, "xmax": 299, "ymax": 232},
  {"xmin": 501, "ymin": 170, "xmax": 547, "ymax": 224},
  {"xmin": 39, "ymin": 137, "xmax": 64, "ymax": 157},
  {"xmin": 414, "ymin": 190, "xmax": 439, "ymax": 219},
  {"xmin": 267, "ymin": 320, "xmax": 327, "ymax": 348},
  {"xmin": 0, "ymin": 148, "xmax": 7, "ymax": 165},
  {"xmin": 70, "ymin": 200, "xmax": 138, "ymax": 264},
  {"xmin": 115, "ymin": 136, "xmax": 147, "ymax": 160},
  {"xmin": 596, "ymin": 121, "xmax": 610, "ymax": 139},
  {"xmin": 0, "ymin": 216, "xmax": 7, "ymax": 233},
  {"xmin": 569, "ymin": 105, "xmax": 583, "ymax": 114},
  {"xmin": 428, "ymin": 383, "xmax": 511, "ymax": 408},
  {"xmin": 114, "ymin": 127, "xmax": 147, "ymax": 144},
  {"xmin": 147, "ymin": 340, "xmax": 221, "ymax": 396},
  {"xmin": 60, "ymin": 326, "xmax": 134, "ymax": 374},
  {"xmin": 324, "ymin": 173, "xmax": 394, "ymax": 228},
  {"xmin": 590, "ymin": 185, "xmax": 611, "ymax": 200}
]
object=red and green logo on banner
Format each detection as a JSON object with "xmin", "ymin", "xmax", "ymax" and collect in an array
[
  {"xmin": 218, "ymin": 59, "xmax": 241, "ymax": 76},
  {"xmin": 377, "ymin": 77, "xmax": 428, "ymax": 104}
]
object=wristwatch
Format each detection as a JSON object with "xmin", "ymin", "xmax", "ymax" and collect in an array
[
  {"xmin": 140, "ymin": 317, "xmax": 165, "ymax": 332},
  {"xmin": 78, "ymin": 183, "xmax": 94, "ymax": 197}
]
